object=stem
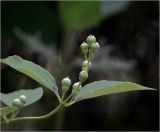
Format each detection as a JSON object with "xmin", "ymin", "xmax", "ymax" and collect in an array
[
  {"xmin": 65, "ymin": 101, "xmax": 76, "ymax": 107},
  {"xmin": 52, "ymin": 89, "xmax": 62, "ymax": 103},
  {"xmin": 63, "ymin": 82, "xmax": 82, "ymax": 103},
  {"xmin": 10, "ymin": 109, "xmax": 20, "ymax": 119},
  {"xmin": 4, "ymin": 103, "xmax": 65, "ymax": 125},
  {"xmin": 2, "ymin": 37, "xmax": 94, "ymax": 125},
  {"xmin": 64, "ymin": 55, "xmax": 92, "ymax": 105},
  {"xmin": 3, "ymin": 116, "xmax": 9, "ymax": 124},
  {"xmin": 56, "ymin": 92, "xmax": 62, "ymax": 103}
]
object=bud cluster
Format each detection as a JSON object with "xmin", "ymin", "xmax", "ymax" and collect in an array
[
  {"xmin": 12, "ymin": 95, "xmax": 27, "ymax": 109},
  {"xmin": 79, "ymin": 35, "xmax": 100, "ymax": 83},
  {"xmin": 61, "ymin": 35, "xmax": 100, "ymax": 100},
  {"xmin": 80, "ymin": 35, "xmax": 100, "ymax": 59}
]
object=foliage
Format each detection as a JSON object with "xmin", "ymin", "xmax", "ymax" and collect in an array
[
  {"xmin": 0, "ymin": 35, "xmax": 155, "ymax": 126},
  {"xmin": 0, "ymin": 87, "xmax": 43, "ymax": 107},
  {"xmin": 0, "ymin": 55, "xmax": 58, "ymax": 96}
]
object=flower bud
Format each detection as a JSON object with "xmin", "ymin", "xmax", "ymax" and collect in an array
[
  {"xmin": 72, "ymin": 82, "xmax": 82, "ymax": 97},
  {"xmin": 12, "ymin": 98, "xmax": 24, "ymax": 108},
  {"xmin": 61, "ymin": 77, "xmax": 71, "ymax": 93},
  {"xmin": 80, "ymin": 42, "xmax": 88, "ymax": 56},
  {"xmin": 72, "ymin": 82, "xmax": 81, "ymax": 90},
  {"xmin": 19, "ymin": 95, "xmax": 27, "ymax": 104},
  {"xmin": 90, "ymin": 42, "xmax": 100, "ymax": 55},
  {"xmin": 79, "ymin": 71, "xmax": 88, "ymax": 82},
  {"xmin": 89, "ymin": 42, "xmax": 100, "ymax": 58},
  {"xmin": 82, "ymin": 61, "xmax": 92, "ymax": 70},
  {"xmin": 86, "ymin": 35, "xmax": 96, "ymax": 47}
]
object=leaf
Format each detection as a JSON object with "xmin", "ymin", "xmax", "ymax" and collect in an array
[
  {"xmin": 0, "ymin": 55, "xmax": 58, "ymax": 94},
  {"xmin": 75, "ymin": 80, "xmax": 156, "ymax": 101},
  {"xmin": 58, "ymin": 1, "xmax": 104, "ymax": 31},
  {"xmin": 0, "ymin": 107, "xmax": 18, "ymax": 117},
  {"xmin": 0, "ymin": 87, "xmax": 43, "ymax": 107}
]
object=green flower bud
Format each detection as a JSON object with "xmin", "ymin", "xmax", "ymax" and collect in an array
[
  {"xmin": 80, "ymin": 42, "xmax": 88, "ymax": 56},
  {"xmin": 91, "ymin": 42, "xmax": 100, "ymax": 53},
  {"xmin": 82, "ymin": 61, "xmax": 92, "ymax": 70},
  {"xmin": 72, "ymin": 82, "xmax": 81, "ymax": 90},
  {"xmin": 62, "ymin": 77, "xmax": 71, "ymax": 93},
  {"xmin": 90, "ymin": 42, "xmax": 100, "ymax": 57},
  {"xmin": 72, "ymin": 82, "xmax": 82, "ymax": 97},
  {"xmin": 86, "ymin": 35, "xmax": 96, "ymax": 46},
  {"xmin": 12, "ymin": 98, "xmax": 24, "ymax": 108},
  {"xmin": 79, "ymin": 71, "xmax": 88, "ymax": 82},
  {"xmin": 19, "ymin": 95, "xmax": 27, "ymax": 104}
]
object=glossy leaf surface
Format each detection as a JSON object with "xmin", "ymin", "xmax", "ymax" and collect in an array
[
  {"xmin": 0, "ymin": 87, "xmax": 43, "ymax": 107},
  {"xmin": 0, "ymin": 55, "xmax": 58, "ymax": 93},
  {"xmin": 75, "ymin": 80, "xmax": 155, "ymax": 101}
]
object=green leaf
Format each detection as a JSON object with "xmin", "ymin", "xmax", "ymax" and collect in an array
[
  {"xmin": 0, "ymin": 55, "xmax": 58, "ymax": 93},
  {"xmin": 75, "ymin": 80, "xmax": 156, "ymax": 101},
  {"xmin": 0, "ymin": 87, "xmax": 43, "ymax": 107},
  {"xmin": 58, "ymin": 1, "xmax": 104, "ymax": 31},
  {"xmin": 0, "ymin": 107, "xmax": 18, "ymax": 117}
]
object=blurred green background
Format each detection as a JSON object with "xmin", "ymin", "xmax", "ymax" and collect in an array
[{"xmin": 1, "ymin": 1, "xmax": 159, "ymax": 131}]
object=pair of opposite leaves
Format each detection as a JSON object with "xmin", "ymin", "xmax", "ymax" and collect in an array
[{"xmin": 0, "ymin": 55, "xmax": 155, "ymax": 117}]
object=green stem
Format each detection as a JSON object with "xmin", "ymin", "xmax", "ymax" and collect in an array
[
  {"xmin": 4, "ymin": 103, "xmax": 65, "ymax": 125},
  {"xmin": 64, "ymin": 55, "xmax": 92, "ymax": 105},
  {"xmin": 63, "ymin": 82, "xmax": 82, "ymax": 103},
  {"xmin": 2, "ymin": 40, "xmax": 93, "ymax": 125},
  {"xmin": 52, "ymin": 89, "xmax": 61, "ymax": 103},
  {"xmin": 3, "ymin": 116, "xmax": 9, "ymax": 124},
  {"xmin": 56, "ymin": 92, "xmax": 62, "ymax": 103},
  {"xmin": 65, "ymin": 101, "xmax": 76, "ymax": 107}
]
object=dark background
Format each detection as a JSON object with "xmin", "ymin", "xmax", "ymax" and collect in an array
[{"xmin": 1, "ymin": 1, "xmax": 159, "ymax": 131}]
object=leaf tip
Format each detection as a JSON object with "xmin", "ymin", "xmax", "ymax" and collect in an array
[{"xmin": 143, "ymin": 87, "xmax": 157, "ymax": 91}]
